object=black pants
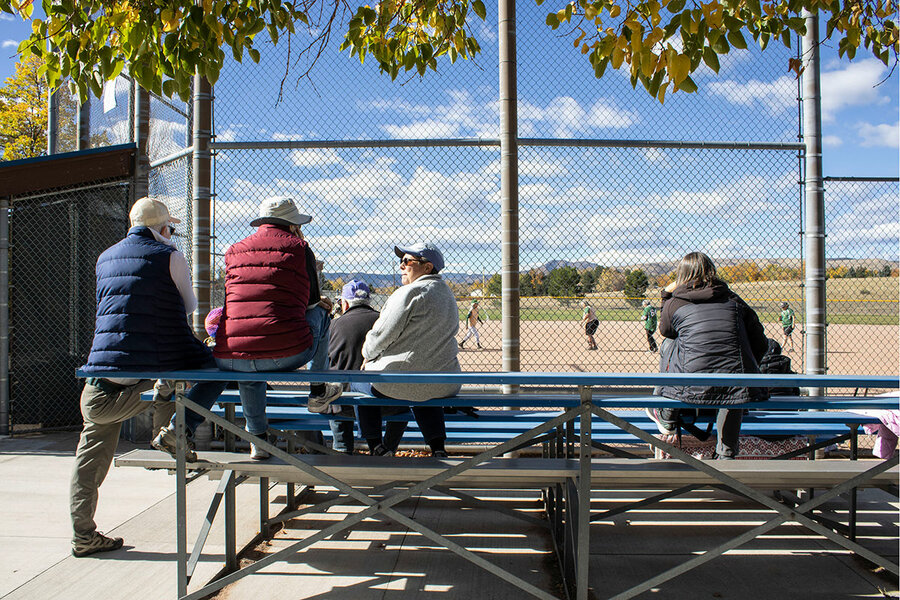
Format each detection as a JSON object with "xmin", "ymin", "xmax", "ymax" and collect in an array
[{"xmin": 645, "ymin": 329, "xmax": 658, "ymax": 352}]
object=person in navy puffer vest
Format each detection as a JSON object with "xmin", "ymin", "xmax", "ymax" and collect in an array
[
  {"xmin": 202, "ymin": 196, "xmax": 341, "ymax": 460},
  {"xmin": 72, "ymin": 198, "xmax": 225, "ymax": 558}
]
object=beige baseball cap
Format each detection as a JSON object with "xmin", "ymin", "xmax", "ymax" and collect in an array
[
  {"xmin": 129, "ymin": 197, "xmax": 181, "ymax": 228},
  {"xmin": 250, "ymin": 196, "xmax": 313, "ymax": 227}
]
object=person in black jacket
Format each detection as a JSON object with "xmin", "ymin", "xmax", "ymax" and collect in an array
[
  {"xmin": 647, "ymin": 252, "xmax": 769, "ymax": 458},
  {"xmin": 327, "ymin": 279, "xmax": 406, "ymax": 454}
]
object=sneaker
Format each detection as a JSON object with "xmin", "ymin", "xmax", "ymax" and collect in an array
[
  {"xmin": 645, "ymin": 407, "xmax": 678, "ymax": 436},
  {"xmin": 476, "ymin": 344, "xmax": 483, "ymax": 349},
  {"xmin": 72, "ymin": 531, "xmax": 123, "ymax": 557},
  {"xmin": 151, "ymin": 426, "xmax": 198, "ymax": 462},
  {"xmin": 458, "ymin": 340, "xmax": 465, "ymax": 349},
  {"xmin": 432, "ymin": 450, "xmax": 449, "ymax": 458},
  {"xmin": 372, "ymin": 444, "xmax": 394, "ymax": 457},
  {"xmin": 307, "ymin": 383, "xmax": 343, "ymax": 414},
  {"xmin": 250, "ymin": 443, "xmax": 270, "ymax": 460}
]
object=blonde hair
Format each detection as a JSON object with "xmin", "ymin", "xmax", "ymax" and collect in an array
[{"xmin": 675, "ymin": 252, "xmax": 718, "ymax": 287}]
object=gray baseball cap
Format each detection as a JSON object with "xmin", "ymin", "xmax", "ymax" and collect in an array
[{"xmin": 394, "ymin": 242, "xmax": 445, "ymax": 273}]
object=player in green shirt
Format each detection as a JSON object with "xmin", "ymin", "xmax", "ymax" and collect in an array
[
  {"xmin": 780, "ymin": 302, "xmax": 795, "ymax": 351},
  {"xmin": 640, "ymin": 299, "xmax": 658, "ymax": 352}
]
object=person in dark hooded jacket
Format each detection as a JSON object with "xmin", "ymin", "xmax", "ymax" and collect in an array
[{"xmin": 647, "ymin": 252, "xmax": 769, "ymax": 458}]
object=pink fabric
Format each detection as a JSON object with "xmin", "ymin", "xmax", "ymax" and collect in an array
[{"xmin": 860, "ymin": 409, "xmax": 900, "ymax": 459}]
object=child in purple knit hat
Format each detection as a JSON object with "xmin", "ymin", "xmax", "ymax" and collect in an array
[{"xmin": 204, "ymin": 307, "xmax": 223, "ymax": 346}]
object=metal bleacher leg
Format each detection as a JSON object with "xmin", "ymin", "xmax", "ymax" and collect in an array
[
  {"xmin": 260, "ymin": 477, "xmax": 270, "ymax": 537},
  {"xmin": 175, "ymin": 385, "xmax": 188, "ymax": 599},
  {"xmin": 850, "ymin": 425, "xmax": 859, "ymax": 541},
  {"xmin": 577, "ymin": 385, "xmax": 592, "ymax": 600},
  {"xmin": 286, "ymin": 438, "xmax": 296, "ymax": 511},
  {"xmin": 224, "ymin": 404, "xmax": 237, "ymax": 572}
]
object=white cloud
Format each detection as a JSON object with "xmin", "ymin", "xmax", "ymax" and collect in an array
[
  {"xmin": 857, "ymin": 121, "xmax": 899, "ymax": 148},
  {"xmin": 823, "ymin": 135, "xmax": 843, "ymax": 148},
  {"xmin": 645, "ymin": 172, "xmax": 795, "ymax": 223},
  {"xmin": 642, "ymin": 148, "xmax": 669, "ymax": 166},
  {"xmin": 519, "ymin": 156, "xmax": 569, "ymax": 176},
  {"xmin": 289, "ymin": 148, "xmax": 344, "ymax": 167},
  {"xmin": 380, "ymin": 90, "xmax": 488, "ymax": 138},
  {"xmin": 707, "ymin": 57, "xmax": 891, "ymax": 121},
  {"xmin": 364, "ymin": 98, "xmax": 434, "ymax": 116},
  {"xmin": 707, "ymin": 76, "xmax": 795, "ymax": 115},
  {"xmin": 375, "ymin": 90, "xmax": 638, "ymax": 139},
  {"xmin": 383, "ymin": 118, "xmax": 463, "ymax": 139},
  {"xmin": 821, "ymin": 59, "xmax": 890, "ymax": 122},
  {"xmin": 533, "ymin": 96, "xmax": 638, "ymax": 137},
  {"xmin": 829, "ymin": 192, "xmax": 900, "ymax": 255},
  {"xmin": 478, "ymin": 21, "xmax": 496, "ymax": 43},
  {"xmin": 217, "ymin": 151, "xmax": 503, "ymax": 270},
  {"xmin": 271, "ymin": 132, "xmax": 306, "ymax": 141},
  {"xmin": 0, "ymin": 14, "xmax": 13, "ymax": 22},
  {"xmin": 215, "ymin": 127, "xmax": 238, "ymax": 142},
  {"xmin": 2, "ymin": 39, "xmax": 17, "ymax": 49}
]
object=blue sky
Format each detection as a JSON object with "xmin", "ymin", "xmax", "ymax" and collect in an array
[{"xmin": 1, "ymin": 5, "xmax": 897, "ymax": 274}]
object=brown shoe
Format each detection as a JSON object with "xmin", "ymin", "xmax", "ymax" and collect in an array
[
  {"xmin": 151, "ymin": 426, "xmax": 198, "ymax": 462},
  {"xmin": 72, "ymin": 531, "xmax": 124, "ymax": 557}
]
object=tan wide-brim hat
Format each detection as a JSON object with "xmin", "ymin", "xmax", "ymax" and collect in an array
[
  {"xmin": 250, "ymin": 196, "xmax": 313, "ymax": 227},
  {"xmin": 130, "ymin": 197, "xmax": 181, "ymax": 228}
]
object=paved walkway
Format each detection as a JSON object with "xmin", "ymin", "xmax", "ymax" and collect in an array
[{"xmin": 1, "ymin": 432, "xmax": 897, "ymax": 599}]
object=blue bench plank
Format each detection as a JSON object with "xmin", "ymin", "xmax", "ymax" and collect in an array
[
  {"xmin": 147, "ymin": 388, "xmax": 898, "ymax": 411},
  {"xmin": 81, "ymin": 367, "xmax": 900, "ymax": 390}
]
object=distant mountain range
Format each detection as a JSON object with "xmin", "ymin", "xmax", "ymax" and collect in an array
[{"xmin": 324, "ymin": 257, "xmax": 898, "ymax": 288}]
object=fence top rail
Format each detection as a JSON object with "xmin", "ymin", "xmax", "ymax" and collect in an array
[{"xmin": 76, "ymin": 369, "xmax": 898, "ymax": 389}]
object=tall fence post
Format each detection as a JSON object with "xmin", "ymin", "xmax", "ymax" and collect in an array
[
  {"xmin": 47, "ymin": 43, "xmax": 58, "ymax": 155},
  {"xmin": 77, "ymin": 95, "xmax": 91, "ymax": 151},
  {"xmin": 801, "ymin": 11, "xmax": 826, "ymax": 392},
  {"xmin": 133, "ymin": 86, "xmax": 151, "ymax": 203},
  {"xmin": 192, "ymin": 75, "xmax": 213, "ymax": 335},
  {"xmin": 0, "ymin": 196, "xmax": 9, "ymax": 436},
  {"xmin": 499, "ymin": 0, "xmax": 520, "ymax": 390}
]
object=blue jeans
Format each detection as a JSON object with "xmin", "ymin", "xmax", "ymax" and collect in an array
[
  {"xmin": 329, "ymin": 418, "xmax": 356, "ymax": 454},
  {"xmin": 351, "ymin": 382, "xmax": 445, "ymax": 449},
  {"xmin": 213, "ymin": 306, "xmax": 331, "ymax": 434}
]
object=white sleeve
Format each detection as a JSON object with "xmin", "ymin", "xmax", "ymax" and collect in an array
[{"xmin": 169, "ymin": 251, "xmax": 197, "ymax": 315}]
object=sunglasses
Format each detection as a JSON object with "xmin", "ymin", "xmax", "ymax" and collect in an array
[{"xmin": 399, "ymin": 257, "xmax": 426, "ymax": 266}]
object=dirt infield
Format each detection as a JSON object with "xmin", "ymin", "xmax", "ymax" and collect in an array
[{"xmin": 455, "ymin": 319, "xmax": 899, "ymax": 376}]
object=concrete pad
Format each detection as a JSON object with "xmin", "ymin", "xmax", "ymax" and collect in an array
[
  {"xmin": 589, "ymin": 488, "xmax": 899, "ymax": 556},
  {"xmin": 3, "ymin": 432, "xmax": 896, "ymax": 600},
  {"xmin": 0, "ymin": 432, "xmax": 275, "ymax": 600},
  {"xmin": 0, "ymin": 432, "xmax": 174, "ymax": 597},
  {"xmin": 217, "ymin": 489, "xmax": 560, "ymax": 599},
  {"xmin": 590, "ymin": 553, "xmax": 893, "ymax": 599}
]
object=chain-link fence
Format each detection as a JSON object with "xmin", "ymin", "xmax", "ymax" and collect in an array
[
  {"xmin": 4, "ymin": 6, "xmax": 897, "ymax": 435},
  {"xmin": 2, "ymin": 80, "xmax": 193, "ymax": 434},
  {"xmin": 8, "ymin": 178, "xmax": 131, "ymax": 432},
  {"xmin": 822, "ymin": 177, "xmax": 899, "ymax": 377}
]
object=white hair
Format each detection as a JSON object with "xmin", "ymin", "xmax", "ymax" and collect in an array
[{"xmin": 344, "ymin": 297, "xmax": 370, "ymax": 309}]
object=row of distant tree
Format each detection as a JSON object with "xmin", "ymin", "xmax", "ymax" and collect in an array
[
  {"xmin": 717, "ymin": 261, "xmax": 897, "ymax": 283},
  {"xmin": 240, "ymin": 260, "xmax": 897, "ymax": 308},
  {"xmin": 482, "ymin": 266, "xmax": 653, "ymax": 305},
  {"xmin": 463, "ymin": 260, "xmax": 898, "ymax": 304}
]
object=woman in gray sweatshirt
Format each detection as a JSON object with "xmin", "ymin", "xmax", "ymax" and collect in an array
[{"xmin": 353, "ymin": 243, "xmax": 461, "ymax": 457}]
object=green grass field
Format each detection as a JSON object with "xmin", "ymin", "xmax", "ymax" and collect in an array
[{"xmin": 457, "ymin": 277, "xmax": 899, "ymax": 326}]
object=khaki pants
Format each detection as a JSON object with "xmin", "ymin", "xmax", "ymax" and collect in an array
[{"xmin": 69, "ymin": 380, "xmax": 173, "ymax": 542}]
